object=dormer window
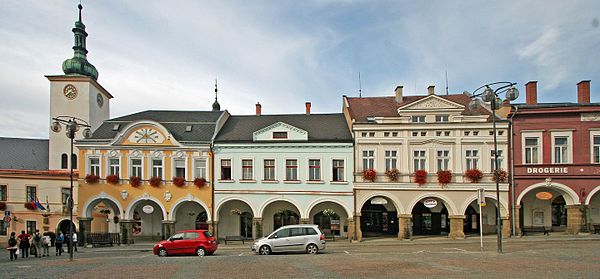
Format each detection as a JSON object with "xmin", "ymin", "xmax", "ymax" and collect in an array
[
  {"xmin": 412, "ymin": 116, "xmax": 426, "ymax": 123},
  {"xmin": 435, "ymin": 115, "xmax": 449, "ymax": 122},
  {"xmin": 273, "ymin": 132, "xmax": 288, "ymax": 139}
]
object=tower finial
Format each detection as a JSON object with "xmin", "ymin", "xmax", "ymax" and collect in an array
[
  {"xmin": 212, "ymin": 78, "xmax": 221, "ymax": 111},
  {"xmin": 62, "ymin": 3, "xmax": 98, "ymax": 80},
  {"xmin": 78, "ymin": 3, "xmax": 82, "ymax": 22}
]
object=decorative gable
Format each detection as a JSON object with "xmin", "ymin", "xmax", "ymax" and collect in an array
[
  {"xmin": 253, "ymin": 122, "xmax": 308, "ymax": 142},
  {"xmin": 397, "ymin": 95, "xmax": 464, "ymax": 113}
]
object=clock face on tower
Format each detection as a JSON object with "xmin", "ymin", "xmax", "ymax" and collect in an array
[
  {"xmin": 132, "ymin": 128, "xmax": 162, "ymax": 143},
  {"xmin": 63, "ymin": 84, "xmax": 78, "ymax": 100},
  {"xmin": 97, "ymin": 93, "xmax": 104, "ymax": 107}
]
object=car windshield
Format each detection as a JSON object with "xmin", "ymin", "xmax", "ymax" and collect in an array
[{"xmin": 170, "ymin": 233, "xmax": 184, "ymax": 240}]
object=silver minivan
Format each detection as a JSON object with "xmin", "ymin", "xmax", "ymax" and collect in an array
[{"xmin": 252, "ymin": 224, "xmax": 326, "ymax": 255}]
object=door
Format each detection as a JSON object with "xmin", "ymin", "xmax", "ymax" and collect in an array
[
  {"xmin": 270, "ymin": 228, "xmax": 290, "ymax": 252},
  {"xmin": 287, "ymin": 227, "xmax": 307, "ymax": 251},
  {"xmin": 164, "ymin": 233, "xmax": 185, "ymax": 254},
  {"xmin": 183, "ymin": 232, "xmax": 200, "ymax": 254}
]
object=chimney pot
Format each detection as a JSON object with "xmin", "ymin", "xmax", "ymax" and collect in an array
[
  {"xmin": 428, "ymin": 85, "xmax": 435, "ymax": 95},
  {"xmin": 395, "ymin": 86, "xmax": 403, "ymax": 103},
  {"xmin": 577, "ymin": 80, "xmax": 591, "ymax": 104},
  {"xmin": 305, "ymin": 102, "xmax": 311, "ymax": 115},
  {"xmin": 255, "ymin": 102, "xmax": 262, "ymax": 116},
  {"xmin": 525, "ymin": 81, "xmax": 537, "ymax": 105}
]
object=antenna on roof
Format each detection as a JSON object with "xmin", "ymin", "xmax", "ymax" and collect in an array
[
  {"xmin": 358, "ymin": 72, "xmax": 362, "ymax": 97},
  {"xmin": 445, "ymin": 71, "xmax": 449, "ymax": 95}
]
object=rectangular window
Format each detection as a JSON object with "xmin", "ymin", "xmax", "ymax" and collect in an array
[
  {"xmin": 385, "ymin": 150, "xmax": 397, "ymax": 171},
  {"xmin": 285, "ymin": 159, "xmax": 298, "ymax": 181},
  {"xmin": 26, "ymin": 221, "xmax": 36, "ymax": 234},
  {"xmin": 413, "ymin": 150, "xmax": 426, "ymax": 171},
  {"xmin": 0, "ymin": 185, "xmax": 6, "ymax": 201},
  {"xmin": 435, "ymin": 115, "xmax": 449, "ymax": 122},
  {"xmin": 412, "ymin": 116, "xmax": 426, "ymax": 123},
  {"xmin": 263, "ymin": 159, "xmax": 275, "ymax": 180},
  {"xmin": 0, "ymin": 220, "xmax": 6, "ymax": 235},
  {"xmin": 554, "ymin": 136, "xmax": 568, "ymax": 164},
  {"xmin": 109, "ymin": 158, "xmax": 120, "ymax": 176},
  {"xmin": 332, "ymin": 160, "xmax": 344, "ymax": 182},
  {"xmin": 437, "ymin": 150, "xmax": 450, "ymax": 171},
  {"xmin": 392, "ymin": 132, "xmax": 398, "ymax": 137},
  {"xmin": 152, "ymin": 159, "xmax": 163, "ymax": 178},
  {"xmin": 594, "ymin": 135, "xmax": 600, "ymax": 163},
  {"xmin": 308, "ymin": 159, "xmax": 321, "ymax": 181},
  {"xmin": 525, "ymin": 137, "xmax": 539, "ymax": 164},
  {"xmin": 444, "ymin": 131, "xmax": 451, "ymax": 136},
  {"xmin": 242, "ymin": 159, "xmax": 253, "ymax": 180},
  {"xmin": 174, "ymin": 159, "xmax": 186, "ymax": 178},
  {"xmin": 362, "ymin": 150, "xmax": 375, "ymax": 170},
  {"xmin": 89, "ymin": 157, "xmax": 100, "ymax": 176},
  {"xmin": 131, "ymin": 159, "xmax": 142, "ymax": 178},
  {"xmin": 194, "ymin": 159, "xmax": 206, "ymax": 179},
  {"xmin": 273, "ymin": 132, "xmax": 288, "ymax": 139},
  {"xmin": 491, "ymin": 150, "xmax": 504, "ymax": 171},
  {"xmin": 26, "ymin": 186, "xmax": 36, "ymax": 202},
  {"xmin": 369, "ymin": 132, "xmax": 375, "ymax": 137},
  {"xmin": 465, "ymin": 150, "xmax": 479, "ymax": 170},
  {"xmin": 61, "ymin": 188, "xmax": 69, "ymax": 207},
  {"xmin": 221, "ymin": 159, "xmax": 231, "ymax": 180}
]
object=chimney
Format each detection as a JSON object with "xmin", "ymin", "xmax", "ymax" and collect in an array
[
  {"xmin": 577, "ymin": 80, "xmax": 591, "ymax": 104},
  {"xmin": 395, "ymin": 86, "xmax": 403, "ymax": 103},
  {"xmin": 255, "ymin": 102, "xmax": 261, "ymax": 116},
  {"xmin": 305, "ymin": 102, "xmax": 311, "ymax": 115},
  {"xmin": 427, "ymin": 85, "xmax": 435, "ymax": 96},
  {"xmin": 525, "ymin": 81, "xmax": 537, "ymax": 105}
]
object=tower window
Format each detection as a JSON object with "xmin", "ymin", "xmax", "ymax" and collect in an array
[
  {"xmin": 61, "ymin": 154, "xmax": 68, "ymax": 169},
  {"xmin": 71, "ymin": 154, "xmax": 77, "ymax": 169}
]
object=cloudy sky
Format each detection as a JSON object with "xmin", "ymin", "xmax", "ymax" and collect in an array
[{"xmin": 1, "ymin": 0, "xmax": 599, "ymax": 138}]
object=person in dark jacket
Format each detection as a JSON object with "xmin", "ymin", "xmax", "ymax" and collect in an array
[
  {"xmin": 17, "ymin": 230, "xmax": 30, "ymax": 258},
  {"xmin": 7, "ymin": 232, "xmax": 18, "ymax": 261}
]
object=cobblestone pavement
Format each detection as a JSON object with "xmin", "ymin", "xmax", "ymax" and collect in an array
[{"xmin": 2, "ymin": 236, "xmax": 599, "ymax": 278}]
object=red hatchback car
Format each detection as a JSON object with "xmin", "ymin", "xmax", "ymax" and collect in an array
[{"xmin": 153, "ymin": 230, "xmax": 218, "ymax": 257}]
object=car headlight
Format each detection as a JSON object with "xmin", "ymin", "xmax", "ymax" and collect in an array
[{"xmin": 157, "ymin": 244, "xmax": 163, "ymax": 247}]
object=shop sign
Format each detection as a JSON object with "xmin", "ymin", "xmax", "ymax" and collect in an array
[
  {"xmin": 423, "ymin": 199, "xmax": 437, "ymax": 208},
  {"xmin": 370, "ymin": 197, "xmax": 388, "ymax": 205},
  {"xmin": 527, "ymin": 167, "xmax": 568, "ymax": 174},
  {"xmin": 535, "ymin": 192, "xmax": 553, "ymax": 200},
  {"xmin": 142, "ymin": 205, "xmax": 154, "ymax": 214}
]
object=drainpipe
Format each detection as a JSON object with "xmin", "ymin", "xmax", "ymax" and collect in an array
[
  {"xmin": 509, "ymin": 105, "xmax": 518, "ymax": 236},
  {"xmin": 210, "ymin": 143, "xmax": 216, "ymax": 238},
  {"xmin": 352, "ymin": 130, "xmax": 358, "ymax": 242}
]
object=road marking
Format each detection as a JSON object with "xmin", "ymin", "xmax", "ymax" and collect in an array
[
  {"xmin": 344, "ymin": 250, "xmax": 350, "ymax": 255},
  {"xmin": 16, "ymin": 266, "xmax": 31, "ymax": 268}
]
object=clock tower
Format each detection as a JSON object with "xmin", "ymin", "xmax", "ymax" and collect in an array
[{"xmin": 46, "ymin": 4, "xmax": 113, "ymax": 170}]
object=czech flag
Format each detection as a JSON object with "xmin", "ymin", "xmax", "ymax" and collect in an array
[{"xmin": 35, "ymin": 199, "xmax": 46, "ymax": 211}]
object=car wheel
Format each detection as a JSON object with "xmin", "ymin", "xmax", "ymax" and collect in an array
[
  {"xmin": 306, "ymin": 244, "xmax": 318, "ymax": 254},
  {"xmin": 259, "ymin": 245, "xmax": 271, "ymax": 255},
  {"xmin": 196, "ymin": 247, "xmax": 206, "ymax": 257},
  {"xmin": 157, "ymin": 248, "xmax": 168, "ymax": 257}
]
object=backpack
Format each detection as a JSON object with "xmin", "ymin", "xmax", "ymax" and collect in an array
[
  {"xmin": 8, "ymin": 237, "xmax": 17, "ymax": 247},
  {"xmin": 56, "ymin": 235, "xmax": 64, "ymax": 243},
  {"xmin": 34, "ymin": 234, "xmax": 41, "ymax": 242}
]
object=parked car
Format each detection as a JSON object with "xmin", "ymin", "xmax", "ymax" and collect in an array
[
  {"xmin": 252, "ymin": 224, "xmax": 325, "ymax": 255},
  {"xmin": 153, "ymin": 230, "xmax": 218, "ymax": 257}
]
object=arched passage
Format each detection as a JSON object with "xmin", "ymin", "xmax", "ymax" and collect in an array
[
  {"xmin": 173, "ymin": 201, "xmax": 209, "ymax": 231},
  {"xmin": 216, "ymin": 198, "xmax": 254, "ymax": 240},
  {"xmin": 408, "ymin": 195, "xmax": 457, "ymax": 236},
  {"xmin": 307, "ymin": 200, "xmax": 350, "ymax": 238},
  {"xmin": 360, "ymin": 196, "xmax": 399, "ymax": 237},
  {"xmin": 517, "ymin": 182, "xmax": 579, "ymax": 232},
  {"xmin": 462, "ymin": 197, "xmax": 501, "ymax": 235},
  {"xmin": 56, "ymin": 219, "xmax": 77, "ymax": 235},
  {"xmin": 586, "ymin": 185, "xmax": 600, "ymax": 227},
  {"xmin": 127, "ymin": 199, "xmax": 165, "ymax": 241},
  {"xmin": 260, "ymin": 200, "xmax": 301, "ymax": 236},
  {"xmin": 81, "ymin": 194, "xmax": 123, "ymax": 234}
]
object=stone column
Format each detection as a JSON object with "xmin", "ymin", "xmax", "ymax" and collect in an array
[
  {"xmin": 398, "ymin": 214, "xmax": 412, "ymax": 240},
  {"xmin": 120, "ymin": 220, "xmax": 134, "ymax": 244},
  {"xmin": 501, "ymin": 217, "xmax": 511, "ymax": 238},
  {"xmin": 566, "ymin": 205, "xmax": 584, "ymax": 235},
  {"xmin": 514, "ymin": 205, "xmax": 522, "ymax": 236},
  {"xmin": 355, "ymin": 215, "xmax": 362, "ymax": 242},
  {"xmin": 448, "ymin": 215, "xmax": 465, "ymax": 239},
  {"xmin": 161, "ymin": 220, "xmax": 175, "ymax": 240},
  {"xmin": 209, "ymin": 221, "xmax": 218, "ymax": 239},
  {"xmin": 346, "ymin": 218, "xmax": 355, "ymax": 241},
  {"xmin": 300, "ymin": 218, "xmax": 310, "ymax": 224},
  {"xmin": 253, "ymin": 218, "xmax": 263, "ymax": 239},
  {"xmin": 78, "ymin": 217, "xmax": 92, "ymax": 246}
]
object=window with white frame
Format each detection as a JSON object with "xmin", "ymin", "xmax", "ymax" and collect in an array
[
  {"xmin": 131, "ymin": 158, "xmax": 142, "ymax": 178},
  {"xmin": 490, "ymin": 150, "xmax": 504, "ymax": 171},
  {"xmin": 332, "ymin": 160, "xmax": 344, "ymax": 182},
  {"xmin": 465, "ymin": 150, "xmax": 479, "ymax": 170},
  {"xmin": 385, "ymin": 150, "xmax": 397, "ymax": 171},
  {"xmin": 412, "ymin": 116, "xmax": 426, "ymax": 123},
  {"xmin": 221, "ymin": 159, "xmax": 231, "ymax": 180},
  {"xmin": 524, "ymin": 137, "xmax": 539, "ymax": 164},
  {"xmin": 362, "ymin": 150, "xmax": 375, "ymax": 170},
  {"xmin": 437, "ymin": 150, "xmax": 450, "ymax": 171},
  {"xmin": 435, "ymin": 115, "xmax": 449, "ymax": 122},
  {"xmin": 152, "ymin": 159, "xmax": 163, "ymax": 178},
  {"xmin": 109, "ymin": 158, "xmax": 120, "ymax": 176},
  {"xmin": 26, "ymin": 186, "xmax": 36, "ymax": 202},
  {"xmin": 194, "ymin": 159, "xmax": 206, "ymax": 179},
  {"xmin": 174, "ymin": 159, "xmax": 186, "ymax": 178},
  {"xmin": 413, "ymin": 150, "xmax": 426, "ymax": 171},
  {"xmin": 593, "ymin": 135, "xmax": 600, "ymax": 163},
  {"xmin": 308, "ymin": 159, "xmax": 321, "ymax": 181},
  {"xmin": 285, "ymin": 159, "xmax": 298, "ymax": 181},
  {"xmin": 242, "ymin": 159, "xmax": 253, "ymax": 180},
  {"xmin": 553, "ymin": 136, "xmax": 569, "ymax": 164},
  {"xmin": 89, "ymin": 157, "xmax": 100, "ymax": 175},
  {"xmin": 264, "ymin": 159, "xmax": 275, "ymax": 180}
]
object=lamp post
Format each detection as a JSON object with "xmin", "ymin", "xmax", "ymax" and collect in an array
[
  {"xmin": 465, "ymin": 82, "xmax": 519, "ymax": 254},
  {"xmin": 51, "ymin": 116, "xmax": 92, "ymax": 261}
]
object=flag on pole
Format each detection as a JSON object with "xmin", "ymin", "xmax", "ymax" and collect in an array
[{"xmin": 35, "ymin": 199, "xmax": 46, "ymax": 211}]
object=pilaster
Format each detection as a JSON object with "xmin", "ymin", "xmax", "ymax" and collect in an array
[
  {"xmin": 253, "ymin": 218, "xmax": 263, "ymax": 239},
  {"xmin": 501, "ymin": 217, "xmax": 511, "ymax": 238},
  {"xmin": 161, "ymin": 220, "xmax": 175, "ymax": 240},
  {"xmin": 566, "ymin": 205, "xmax": 584, "ymax": 235},
  {"xmin": 346, "ymin": 218, "xmax": 355, "ymax": 241},
  {"xmin": 355, "ymin": 215, "xmax": 362, "ymax": 242},
  {"xmin": 448, "ymin": 215, "xmax": 465, "ymax": 239},
  {"xmin": 398, "ymin": 214, "xmax": 412, "ymax": 240}
]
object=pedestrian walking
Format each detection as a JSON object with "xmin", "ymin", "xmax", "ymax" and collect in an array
[
  {"xmin": 7, "ymin": 232, "xmax": 18, "ymax": 261},
  {"xmin": 32, "ymin": 230, "xmax": 43, "ymax": 258},
  {"xmin": 17, "ymin": 230, "xmax": 30, "ymax": 258},
  {"xmin": 72, "ymin": 231, "xmax": 78, "ymax": 252},
  {"xmin": 42, "ymin": 232, "xmax": 51, "ymax": 257},
  {"xmin": 55, "ymin": 232, "xmax": 64, "ymax": 256},
  {"xmin": 65, "ymin": 232, "xmax": 71, "ymax": 254}
]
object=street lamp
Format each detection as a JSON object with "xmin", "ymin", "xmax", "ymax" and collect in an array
[
  {"xmin": 51, "ymin": 116, "xmax": 92, "ymax": 261},
  {"xmin": 465, "ymin": 82, "xmax": 519, "ymax": 254}
]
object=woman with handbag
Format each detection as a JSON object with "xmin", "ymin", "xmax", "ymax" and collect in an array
[{"xmin": 7, "ymin": 232, "xmax": 18, "ymax": 261}]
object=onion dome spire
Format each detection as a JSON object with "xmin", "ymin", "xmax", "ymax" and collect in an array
[
  {"xmin": 62, "ymin": 4, "xmax": 99, "ymax": 80},
  {"xmin": 212, "ymin": 79, "xmax": 221, "ymax": 111}
]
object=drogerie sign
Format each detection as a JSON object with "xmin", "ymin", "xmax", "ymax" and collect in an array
[{"xmin": 527, "ymin": 167, "xmax": 568, "ymax": 174}]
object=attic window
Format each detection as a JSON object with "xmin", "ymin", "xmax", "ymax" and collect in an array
[
  {"xmin": 412, "ymin": 116, "xmax": 426, "ymax": 123},
  {"xmin": 273, "ymin": 132, "xmax": 288, "ymax": 139},
  {"xmin": 112, "ymin": 124, "xmax": 120, "ymax": 131},
  {"xmin": 366, "ymin": 116, "xmax": 376, "ymax": 122},
  {"xmin": 185, "ymin": 125, "xmax": 193, "ymax": 132}
]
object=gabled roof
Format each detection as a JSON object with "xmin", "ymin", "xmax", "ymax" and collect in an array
[
  {"xmin": 346, "ymin": 93, "xmax": 493, "ymax": 123},
  {"xmin": 0, "ymin": 137, "xmax": 49, "ymax": 170},
  {"xmin": 214, "ymin": 114, "xmax": 353, "ymax": 143},
  {"xmin": 87, "ymin": 110, "xmax": 225, "ymax": 143}
]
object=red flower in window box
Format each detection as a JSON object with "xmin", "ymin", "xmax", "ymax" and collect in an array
[
  {"xmin": 493, "ymin": 169, "xmax": 508, "ymax": 183},
  {"xmin": 437, "ymin": 170, "xmax": 452, "ymax": 186},
  {"xmin": 24, "ymin": 202, "xmax": 36, "ymax": 210},
  {"xmin": 385, "ymin": 169, "xmax": 400, "ymax": 182},
  {"xmin": 85, "ymin": 174, "xmax": 99, "ymax": 184},
  {"xmin": 414, "ymin": 169, "xmax": 428, "ymax": 186},
  {"xmin": 173, "ymin": 176, "xmax": 186, "ymax": 187},
  {"xmin": 0, "ymin": 201, "xmax": 6, "ymax": 210},
  {"xmin": 106, "ymin": 174, "xmax": 120, "ymax": 185},
  {"xmin": 465, "ymin": 169, "xmax": 483, "ymax": 183},
  {"xmin": 194, "ymin": 177, "xmax": 207, "ymax": 188},
  {"xmin": 362, "ymin": 168, "xmax": 377, "ymax": 182},
  {"xmin": 129, "ymin": 176, "xmax": 141, "ymax": 187},
  {"xmin": 149, "ymin": 176, "xmax": 162, "ymax": 187}
]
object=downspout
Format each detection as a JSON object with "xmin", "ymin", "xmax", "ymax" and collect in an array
[
  {"xmin": 210, "ymin": 143, "xmax": 215, "ymax": 237},
  {"xmin": 509, "ymin": 105, "xmax": 518, "ymax": 236}
]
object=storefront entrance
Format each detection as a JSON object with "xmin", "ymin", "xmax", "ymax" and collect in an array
[
  {"xmin": 360, "ymin": 197, "xmax": 398, "ymax": 237},
  {"xmin": 552, "ymin": 196, "xmax": 567, "ymax": 230},
  {"xmin": 412, "ymin": 201, "xmax": 448, "ymax": 236}
]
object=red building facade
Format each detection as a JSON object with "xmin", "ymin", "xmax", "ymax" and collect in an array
[{"xmin": 511, "ymin": 80, "xmax": 600, "ymax": 235}]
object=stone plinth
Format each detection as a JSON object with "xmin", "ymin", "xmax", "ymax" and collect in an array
[{"xmin": 448, "ymin": 215, "xmax": 465, "ymax": 239}]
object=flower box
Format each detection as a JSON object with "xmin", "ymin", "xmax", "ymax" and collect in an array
[
  {"xmin": 85, "ymin": 174, "xmax": 99, "ymax": 184},
  {"xmin": 0, "ymin": 201, "xmax": 6, "ymax": 211},
  {"xmin": 385, "ymin": 169, "xmax": 400, "ymax": 182},
  {"xmin": 194, "ymin": 177, "xmax": 207, "ymax": 188},
  {"xmin": 24, "ymin": 202, "xmax": 36, "ymax": 210},
  {"xmin": 173, "ymin": 176, "xmax": 186, "ymax": 187},
  {"xmin": 129, "ymin": 176, "xmax": 142, "ymax": 187},
  {"xmin": 414, "ymin": 170, "xmax": 428, "ymax": 186},
  {"xmin": 149, "ymin": 176, "xmax": 162, "ymax": 187},
  {"xmin": 437, "ymin": 170, "xmax": 452, "ymax": 186},
  {"xmin": 106, "ymin": 174, "xmax": 120, "ymax": 185},
  {"xmin": 362, "ymin": 169, "xmax": 377, "ymax": 182},
  {"xmin": 465, "ymin": 169, "xmax": 483, "ymax": 183},
  {"xmin": 493, "ymin": 169, "xmax": 508, "ymax": 183}
]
